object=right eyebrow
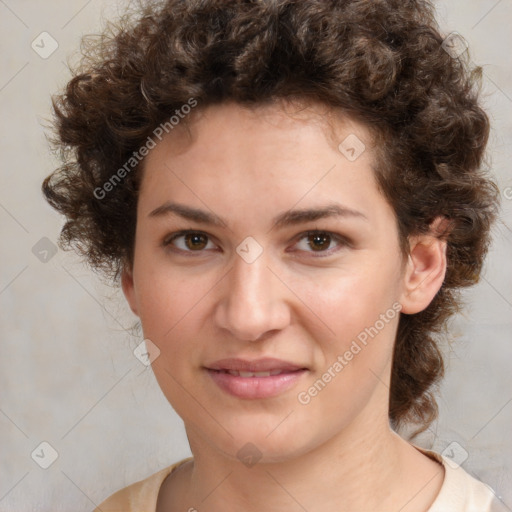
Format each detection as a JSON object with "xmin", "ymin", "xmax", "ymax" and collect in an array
[{"xmin": 148, "ymin": 202, "xmax": 228, "ymax": 228}]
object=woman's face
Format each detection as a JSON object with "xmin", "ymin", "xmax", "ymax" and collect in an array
[{"xmin": 123, "ymin": 101, "xmax": 414, "ymax": 462}]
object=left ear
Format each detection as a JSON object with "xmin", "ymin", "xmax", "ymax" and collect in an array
[{"xmin": 399, "ymin": 217, "xmax": 450, "ymax": 315}]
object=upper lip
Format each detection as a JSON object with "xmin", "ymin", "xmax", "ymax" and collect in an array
[{"xmin": 206, "ymin": 358, "xmax": 307, "ymax": 372}]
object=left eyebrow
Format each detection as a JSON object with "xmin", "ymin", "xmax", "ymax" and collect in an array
[
  {"xmin": 148, "ymin": 201, "xmax": 368, "ymax": 229},
  {"xmin": 272, "ymin": 203, "xmax": 368, "ymax": 229}
]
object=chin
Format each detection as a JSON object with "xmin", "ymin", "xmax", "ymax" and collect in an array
[
  {"xmin": 222, "ymin": 438, "xmax": 312, "ymax": 466},
  {"xmin": 206, "ymin": 419, "xmax": 324, "ymax": 466}
]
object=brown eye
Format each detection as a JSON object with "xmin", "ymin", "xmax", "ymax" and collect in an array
[
  {"xmin": 183, "ymin": 233, "xmax": 208, "ymax": 250},
  {"xmin": 307, "ymin": 232, "xmax": 332, "ymax": 251},
  {"xmin": 292, "ymin": 230, "xmax": 348, "ymax": 256},
  {"xmin": 164, "ymin": 231, "xmax": 216, "ymax": 253}
]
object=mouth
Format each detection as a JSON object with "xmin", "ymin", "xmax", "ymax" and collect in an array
[
  {"xmin": 204, "ymin": 358, "xmax": 308, "ymax": 399},
  {"xmin": 211, "ymin": 368, "xmax": 297, "ymax": 377}
]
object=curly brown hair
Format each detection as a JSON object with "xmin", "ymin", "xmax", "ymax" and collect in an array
[{"xmin": 42, "ymin": 0, "xmax": 499, "ymax": 434}]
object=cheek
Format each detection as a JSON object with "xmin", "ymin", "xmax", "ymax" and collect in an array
[
  {"xmin": 290, "ymin": 260, "xmax": 399, "ymax": 336},
  {"xmin": 136, "ymin": 271, "xmax": 206, "ymax": 414},
  {"xmin": 291, "ymin": 261, "xmax": 401, "ymax": 398},
  {"xmin": 134, "ymin": 264, "xmax": 210, "ymax": 337},
  {"xmin": 294, "ymin": 274, "xmax": 399, "ymax": 431}
]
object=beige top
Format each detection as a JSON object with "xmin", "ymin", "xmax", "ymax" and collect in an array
[{"xmin": 93, "ymin": 448, "xmax": 505, "ymax": 511}]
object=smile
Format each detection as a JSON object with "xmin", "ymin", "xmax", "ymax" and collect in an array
[{"xmin": 205, "ymin": 359, "xmax": 308, "ymax": 399}]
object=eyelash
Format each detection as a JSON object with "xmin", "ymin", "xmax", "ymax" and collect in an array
[{"xmin": 162, "ymin": 230, "xmax": 350, "ymax": 258}]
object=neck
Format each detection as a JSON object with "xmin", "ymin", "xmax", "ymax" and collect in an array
[{"xmin": 171, "ymin": 414, "xmax": 431, "ymax": 512}]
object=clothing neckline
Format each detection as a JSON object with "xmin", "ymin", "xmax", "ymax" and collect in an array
[
  {"xmin": 122, "ymin": 446, "xmax": 495, "ymax": 512},
  {"xmin": 156, "ymin": 447, "xmax": 445, "ymax": 511}
]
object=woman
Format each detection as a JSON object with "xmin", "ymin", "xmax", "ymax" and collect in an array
[{"xmin": 43, "ymin": 0, "xmax": 505, "ymax": 510}]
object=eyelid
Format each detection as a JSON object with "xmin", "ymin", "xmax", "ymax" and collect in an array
[
  {"xmin": 163, "ymin": 229, "xmax": 210, "ymax": 244},
  {"xmin": 287, "ymin": 230, "xmax": 351, "ymax": 257},
  {"xmin": 162, "ymin": 229, "xmax": 220, "ymax": 255}
]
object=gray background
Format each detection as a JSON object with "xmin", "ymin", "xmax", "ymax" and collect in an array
[{"xmin": 0, "ymin": 0, "xmax": 511, "ymax": 510}]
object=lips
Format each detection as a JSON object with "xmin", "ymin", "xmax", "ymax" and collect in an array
[
  {"xmin": 206, "ymin": 357, "xmax": 306, "ymax": 373},
  {"xmin": 220, "ymin": 369, "xmax": 288, "ymax": 377},
  {"xmin": 205, "ymin": 358, "xmax": 308, "ymax": 399}
]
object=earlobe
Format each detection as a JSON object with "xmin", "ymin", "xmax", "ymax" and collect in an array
[
  {"xmin": 399, "ymin": 218, "xmax": 449, "ymax": 315},
  {"xmin": 121, "ymin": 266, "xmax": 139, "ymax": 317}
]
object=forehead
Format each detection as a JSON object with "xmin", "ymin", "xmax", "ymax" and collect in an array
[
  {"xmin": 137, "ymin": 100, "xmax": 390, "ymax": 229},
  {"xmin": 146, "ymin": 100, "xmax": 375, "ymax": 161}
]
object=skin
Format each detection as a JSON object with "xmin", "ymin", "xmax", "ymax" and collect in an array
[{"xmin": 122, "ymin": 100, "xmax": 447, "ymax": 512}]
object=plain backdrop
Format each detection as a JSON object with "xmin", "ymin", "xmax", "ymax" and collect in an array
[{"xmin": 0, "ymin": 0, "xmax": 511, "ymax": 510}]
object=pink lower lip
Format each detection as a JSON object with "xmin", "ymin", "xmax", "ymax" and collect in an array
[{"xmin": 206, "ymin": 369, "xmax": 307, "ymax": 399}]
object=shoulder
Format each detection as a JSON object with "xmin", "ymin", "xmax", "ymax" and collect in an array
[
  {"xmin": 93, "ymin": 457, "xmax": 193, "ymax": 512},
  {"xmin": 414, "ymin": 447, "xmax": 506, "ymax": 512}
]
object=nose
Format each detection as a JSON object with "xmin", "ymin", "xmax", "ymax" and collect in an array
[{"xmin": 214, "ymin": 249, "xmax": 290, "ymax": 342}]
